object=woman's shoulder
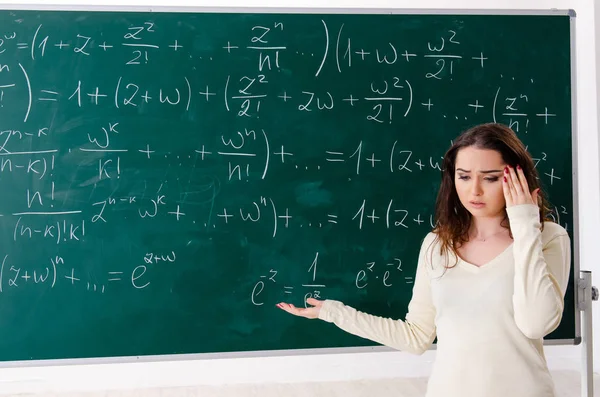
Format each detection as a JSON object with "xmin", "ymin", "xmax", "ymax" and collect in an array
[
  {"xmin": 416, "ymin": 231, "xmax": 456, "ymax": 277},
  {"xmin": 418, "ymin": 231, "xmax": 446, "ymax": 266},
  {"xmin": 541, "ymin": 220, "xmax": 570, "ymax": 245},
  {"xmin": 421, "ymin": 231, "xmax": 438, "ymax": 245},
  {"xmin": 419, "ymin": 231, "xmax": 441, "ymax": 255}
]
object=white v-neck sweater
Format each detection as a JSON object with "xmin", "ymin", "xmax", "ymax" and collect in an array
[{"xmin": 318, "ymin": 204, "xmax": 571, "ymax": 397}]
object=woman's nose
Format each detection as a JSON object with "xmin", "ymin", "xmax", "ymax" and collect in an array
[{"xmin": 472, "ymin": 181, "xmax": 483, "ymax": 195}]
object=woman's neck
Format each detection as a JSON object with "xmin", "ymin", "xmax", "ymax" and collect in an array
[{"xmin": 469, "ymin": 215, "xmax": 507, "ymax": 239}]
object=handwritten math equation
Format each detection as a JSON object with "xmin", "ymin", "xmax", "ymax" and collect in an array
[
  {"xmin": 0, "ymin": 121, "xmax": 564, "ymax": 184},
  {"xmin": 0, "ymin": 69, "xmax": 557, "ymax": 127},
  {"xmin": 0, "ymin": 251, "xmax": 175, "ymax": 294},
  {"xmin": 0, "ymin": 18, "xmax": 557, "ymax": 127},
  {"xmin": 251, "ymin": 252, "xmax": 411, "ymax": 308}
]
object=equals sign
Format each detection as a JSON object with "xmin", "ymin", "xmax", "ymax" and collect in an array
[
  {"xmin": 325, "ymin": 151, "xmax": 345, "ymax": 162},
  {"xmin": 404, "ymin": 277, "xmax": 414, "ymax": 284},
  {"xmin": 327, "ymin": 215, "xmax": 338, "ymax": 224},
  {"xmin": 108, "ymin": 271, "xmax": 123, "ymax": 281},
  {"xmin": 17, "ymin": 43, "xmax": 28, "ymax": 49},
  {"xmin": 284, "ymin": 286, "xmax": 293, "ymax": 294},
  {"xmin": 38, "ymin": 90, "xmax": 59, "ymax": 102}
]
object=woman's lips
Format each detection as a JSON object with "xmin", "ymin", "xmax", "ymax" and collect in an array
[{"xmin": 469, "ymin": 201, "xmax": 486, "ymax": 208}]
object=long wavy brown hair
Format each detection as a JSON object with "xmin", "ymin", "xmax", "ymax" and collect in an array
[{"xmin": 431, "ymin": 123, "xmax": 552, "ymax": 269}]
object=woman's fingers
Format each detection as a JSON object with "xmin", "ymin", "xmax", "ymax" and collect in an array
[
  {"xmin": 507, "ymin": 166, "xmax": 523, "ymax": 195},
  {"xmin": 276, "ymin": 302, "xmax": 318, "ymax": 319},
  {"xmin": 504, "ymin": 165, "xmax": 536, "ymax": 206},
  {"xmin": 532, "ymin": 188, "xmax": 540, "ymax": 204},
  {"xmin": 502, "ymin": 172, "xmax": 513, "ymax": 206},
  {"xmin": 504, "ymin": 166, "xmax": 518, "ymax": 203},
  {"xmin": 276, "ymin": 302, "xmax": 298, "ymax": 314},
  {"xmin": 276, "ymin": 302, "xmax": 296, "ymax": 316},
  {"xmin": 515, "ymin": 165, "xmax": 530, "ymax": 193}
]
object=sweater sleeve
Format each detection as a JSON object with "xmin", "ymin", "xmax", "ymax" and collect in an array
[
  {"xmin": 317, "ymin": 234, "xmax": 437, "ymax": 355},
  {"xmin": 507, "ymin": 204, "xmax": 571, "ymax": 339}
]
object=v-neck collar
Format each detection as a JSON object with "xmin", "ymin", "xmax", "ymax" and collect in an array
[{"xmin": 456, "ymin": 243, "xmax": 514, "ymax": 273}]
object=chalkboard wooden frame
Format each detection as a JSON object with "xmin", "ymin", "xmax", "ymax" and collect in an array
[{"xmin": 0, "ymin": 5, "xmax": 579, "ymax": 367}]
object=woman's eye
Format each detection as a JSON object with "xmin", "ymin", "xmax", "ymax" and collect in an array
[
  {"xmin": 458, "ymin": 175, "xmax": 469, "ymax": 180},
  {"xmin": 485, "ymin": 177, "xmax": 499, "ymax": 182}
]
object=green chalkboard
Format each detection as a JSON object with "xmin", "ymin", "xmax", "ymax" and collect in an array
[{"xmin": 0, "ymin": 7, "xmax": 577, "ymax": 363}]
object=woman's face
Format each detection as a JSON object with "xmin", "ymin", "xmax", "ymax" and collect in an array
[{"xmin": 454, "ymin": 146, "xmax": 507, "ymax": 218}]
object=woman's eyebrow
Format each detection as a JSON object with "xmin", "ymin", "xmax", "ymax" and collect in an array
[{"xmin": 455, "ymin": 168, "xmax": 503, "ymax": 173}]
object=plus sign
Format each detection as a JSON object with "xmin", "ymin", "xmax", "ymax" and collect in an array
[
  {"xmin": 413, "ymin": 214, "xmax": 424, "ymax": 225},
  {"xmin": 355, "ymin": 49, "xmax": 370, "ymax": 60},
  {"xmin": 54, "ymin": 40, "xmax": 69, "ymax": 49},
  {"xmin": 168, "ymin": 205, "xmax": 186, "ymax": 221},
  {"xmin": 402, "ymin": 50, "xmax": 417, "ymax": 62},
  {"xmin": 536, "ymin": 107, "xmax": 556, "ymax": 124},
  {"xmin": 544, "ymin": 168, "xmax": 561, "ymax": 185},
  {"xmin": 472, "ymin": 52, "xmax": 488, "ymax": 68},
  {"xmin": 415, "ymin": 159, "xmax": 425, "ymax": 170},
  {"xmin": 278, "ymin": 92, "xmax": 291, "ymax": 102},
  {"xmin": 65, "ymin": 268, "xmax": 80, "ymax": 284},
  {"xmin": 99, "ymin": 42, "xmax": 113, "ymax": 51},
  {"xmin": 87, "ymin": 87, "xmax": 107, "ymax": 105},
  {"xmin": 169, "ymin": 40, "xmax": 182, "ymax": 51},
  {"xmin": 274, "ymin": 146, "xmax": 293, "ymax": 163},
  {"xmin": 195, "ymin": 145, "xmax": 212, "ymax": 160},
  {"xmin": 217, "ymin": 208, "xmax": 234, "ymax": 223},
  {"xmin": 223, "ymin": 41, "xmax": 239, "ymax": 53},
  {"xmin": 367, "ymin": 209, "xmax": 380, "ymax": 223},
  {"xmin": 139, "ymin": 144, "xmax": 155, "ymax": 159},
  {"xmin": 343, "ymin": 95, "xmax": 359, "ymax": 106},
  {"xmin": 366, "ymin": 153, "xmax": 381, "ymax": 167},
  {"xmin": 199, "ymin": 86, "xmax": 216, "ymax": 101},
  {"xmin": 278, "ymin": 208, "xmax": 292, "ymax": 227},
  {"xmin": 21, "ymin": 271, "xmax": 31, "ymax": 282},
  {"xmin": 142, "ymin": 91, "xmax": 152, "ymax": 103},
  {"xmin": 421, "ymin": 99, "xmax": 434, "ymax": 111},
  {"xmin": 468, "ymin": 100, "xmax": 484, "ymax": 113}
]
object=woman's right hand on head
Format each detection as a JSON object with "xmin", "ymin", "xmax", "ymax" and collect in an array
[{"xmin": 276, "ymin": 298, "xmax": 323, "ymax": 319}]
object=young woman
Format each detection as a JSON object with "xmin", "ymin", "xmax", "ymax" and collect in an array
[{"xmin": 276, "ymin": 123, "xmax": 571, "ymax": 397}]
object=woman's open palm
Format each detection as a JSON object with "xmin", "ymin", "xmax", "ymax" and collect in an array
[{"xmin": 277, "ymin": 298, "xmax": 323, "ymax": 319}]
